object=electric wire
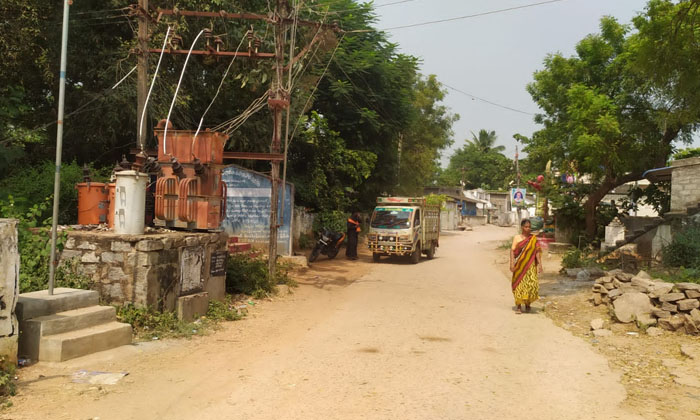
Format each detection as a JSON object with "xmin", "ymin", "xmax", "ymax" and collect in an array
[
  {"xmin": 442, "ymin": 83, "xmax": 536, "ymax": 116},
  {"xmin": 346, "ymin": 0, "xmax": 566, "ymax": 32},
  {"xmin": 191, "ymin": 30, "xmax": 250, "ymax": 154},
  {"xmin": 139, "ymin": 26, "xmax": 172, "ymax": 149},
  {"xmin": 163, "ymin": 29, "xmax": 205, "ymax": 156}
]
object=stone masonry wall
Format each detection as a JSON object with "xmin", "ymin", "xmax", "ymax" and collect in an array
[
  {"xmin": 670, "ymin": 157, "xmax": 700, "ymax": 213},
  {"xmin": 60, "ymin": 231, "xmax": 227, "ymax": 311},
  {"xmin": 0, "ymin": 219, "xmax": 19, "ymax": 363}
]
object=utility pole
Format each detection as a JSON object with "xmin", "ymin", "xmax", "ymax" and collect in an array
[
  {"xmin": 137, "ymin": 0, "xmax": 149, "ymax": 149},
  {"xmin": 48, "ymin": 0, "xmax": 72, "ymax": 295},
  {"xmin": 268, "ymin": 0, "xmax": 290, "ymax": 277}
]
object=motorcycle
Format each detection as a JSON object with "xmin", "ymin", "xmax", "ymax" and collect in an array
[{"xmin": 308, "ymin": 227, "xmax": 346, "ymax": 262}]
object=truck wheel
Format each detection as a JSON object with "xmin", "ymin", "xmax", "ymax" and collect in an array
[
  {"xmin": 426, "ymin": 241, "xmax": 436, "ymax": 260},
  {"xmin": 410, "ymin": 244, "xmax": 421, "ymax": 264},
  {"xmin": 372, "ymin": 253, "xmax": 381, "ymax": 262}
]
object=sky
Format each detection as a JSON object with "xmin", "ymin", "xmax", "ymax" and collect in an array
[{"xmin": 371, "ymin": 0, "xmax": 654, "ymax": 165}]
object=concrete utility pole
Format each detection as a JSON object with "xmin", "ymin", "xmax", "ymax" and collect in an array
[
  {"xmin": 268, "ymin": 0, "xmax": 289, "ymax": 277},
  {"xmin": 48, "ymin": 0, "xmax": 72, "ymax": 295},
  {"xmin": 137, "ymin": 0, "xmax": 149, "ymax": 149}
]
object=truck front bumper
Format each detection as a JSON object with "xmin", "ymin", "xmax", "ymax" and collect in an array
[{"xmin": 368, "ymin": 241, "xmax": 415, "ymax": 255}]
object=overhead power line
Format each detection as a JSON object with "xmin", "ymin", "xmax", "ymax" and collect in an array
[
  {"xmin": 378, "ymin": 0, "xmax": 566, "ymax": 31},
  {"xmin": 442, "ymin": 83, "xmax": 535, "ymax": 116}
]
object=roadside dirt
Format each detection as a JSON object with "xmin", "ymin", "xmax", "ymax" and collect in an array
[
  {"xmin": 494, "ymin": 246, "xmax": 700, "ymax": 420},
  {"xmin": 1, "ymin": 225, "xmax": 681, "ymax": 419}
]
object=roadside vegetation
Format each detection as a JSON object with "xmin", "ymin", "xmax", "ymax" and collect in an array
[{"xmin": 116, "ymin": 295, "xmax": 244, "ymax": 341}]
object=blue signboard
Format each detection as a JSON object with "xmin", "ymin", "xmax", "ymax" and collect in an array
[{"xmin": 222, "ymin": 165, "xmax": 294, "ymax": 255}]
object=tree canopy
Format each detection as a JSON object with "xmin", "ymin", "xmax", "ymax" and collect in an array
[
  {"xmin": 439, "ymin": 130, "xmax": 511, "ymax": 191},
  {"xmin": 0, "ymin": 0, "xmax": 458, "ymax": 218},
  {"xmin": 522, "ymin": 3, "xmax": 699, "ymax": 237}
]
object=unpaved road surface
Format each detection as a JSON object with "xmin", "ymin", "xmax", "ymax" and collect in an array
[{"xmin": 4, "ymin": 225, "xmax": 643, "ymax": 419}]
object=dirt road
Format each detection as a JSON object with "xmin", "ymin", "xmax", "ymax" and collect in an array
[{"xmin": 4, "ymin": 225, "xmax": 643, "ymax": 419}]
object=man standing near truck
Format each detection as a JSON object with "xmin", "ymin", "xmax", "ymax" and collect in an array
[{"xmin": 346, "ymin": 212, "xmax": 361, "ymax": 260}]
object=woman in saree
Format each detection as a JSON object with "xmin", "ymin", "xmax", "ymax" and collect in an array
[{"xmin": 509, "ymin": 219, "xmax": 542, "ymax": 313}]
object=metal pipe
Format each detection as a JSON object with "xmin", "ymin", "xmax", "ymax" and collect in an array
[{"xmin": 48, "ymin": 0, "xmax": 71, "ymax": 296}]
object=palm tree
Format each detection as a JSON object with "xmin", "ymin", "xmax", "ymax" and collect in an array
[{"xmin": 467, "ymin": 129, "xmax": 505, "ymax": 153}]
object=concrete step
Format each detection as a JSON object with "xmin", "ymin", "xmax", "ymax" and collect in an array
[
  {"xmin": 39, "ymin": 321, "xmax": 133, "ymax": 362},
  {"xmin": 29, "ymin": 306, "xmax": 117, "ymax": 336},
  {"xmin": 17, "ymin": 288, "xmax": 99, "ymax": 321}
]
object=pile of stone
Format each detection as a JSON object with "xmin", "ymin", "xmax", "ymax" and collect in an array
[{"xmin": 591, "ymin": 269, "xmax": 700, "ymax": 335}]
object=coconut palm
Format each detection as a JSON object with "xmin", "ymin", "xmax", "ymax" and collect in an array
[{"xmin": 467, "ymin": 129, "xmax": 505, "ymax": 153}]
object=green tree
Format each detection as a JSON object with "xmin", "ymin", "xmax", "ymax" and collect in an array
[
  {"xmin": 467, "ymin": 129, "xmax": 505, "ymax": 153},
  {"xmin": 439, "ymin": 131, "xmax": 511, "ymax": 190},
  {"xmin": 524, "ymin": 14, "xmax": 694, "ymax": 238},
  {"xmin": 307, "ymin": 0, "xmax": 420, "ymax": 207},
  {"xmin": 396, "ymin": 75, "xmax": 458, "ymax": 195},
  {"xmin": 287, "ymin": 112, "xmax": 376, "ymax": 211}
]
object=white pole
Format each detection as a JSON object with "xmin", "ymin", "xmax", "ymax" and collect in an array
[{"xmin": 48, "ymin": 0, "xmax": 71, "ymax": 295}]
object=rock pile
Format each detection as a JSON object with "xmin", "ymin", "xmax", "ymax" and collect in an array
[{"xmin": 591, "ymin": 269, "xmax": 700, "ymax": 335}]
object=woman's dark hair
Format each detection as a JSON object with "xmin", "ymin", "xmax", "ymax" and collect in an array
[{"xmin": 520, "ymin": 219, "xmax": 531, "ymax": 227}]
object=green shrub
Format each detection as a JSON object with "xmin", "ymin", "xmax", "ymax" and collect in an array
[
  {"xmin": 55, "ymin": 258, "xmax": 94, "ymax": 290},
  {"xmin": 663, "ymin": 224, "xmax": 700, "ymax": 269},
  {"xmin": 225, "ymin": 253, "xmax": 293, "ymax": 298},
  {"xmin": 226, "ymin": 253, "xmax": 276, "ymax": 298},
  {"xmin": 0, "ymin": 357, "xmax": 16, "ymax": 401},
  {"xmin": 562, "ymin": 248, "xmax": 583, "ymax": 269},
  {"xmin": 0, "ymin": 196, "xmax": 71, "ymax": 293},
  {"xmin": 0, "ymin": 160, "xmax": 109, "ymax": 225}
]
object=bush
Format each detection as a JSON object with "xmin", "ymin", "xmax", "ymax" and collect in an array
[
  {"xmin": 0, "ymin": 160, "xmax": 110, "ymax": 225},
  {"xmin": 0, "ymin": 357, "xmax": 16, "ymax": 401},
  {"xmin": 0, "ymin": 196, "xmax": 70, "ymax": 293},
  {"xmin": 561, "ymin": 248, "xmax": 583, "ymax": 269},
  {"xmin": 663, "ymin": 224, "xmax": 700, "ymax": 269},
  {"xmin": 312, "ymin": 210, "xmax": 346, "ymax": 235},
  {"xmin": 225, "ymin": 254, "xmax": 273, "ymax": 298}
]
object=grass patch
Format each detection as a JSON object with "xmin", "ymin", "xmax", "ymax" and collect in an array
[
  {"xmin": 649, "ymin": 267, "xmax": 700, "ymax": 284},
  {"xmin": 116, "ymin": 295, "xmax": 244, "ymax": 341}
]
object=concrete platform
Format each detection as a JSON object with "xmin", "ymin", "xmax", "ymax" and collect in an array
[
  {"xmin": 38, "ymin": 321, "xmax": 132, "ymax": 362},
  {"xmin": 17, "ymin": 288, "xmax": 99, "ymax": 320}
]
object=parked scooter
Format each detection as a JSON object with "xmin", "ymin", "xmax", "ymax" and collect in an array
[{"xmin": 308, "ymin": 227, "xmax": 346, "ymax": 262}]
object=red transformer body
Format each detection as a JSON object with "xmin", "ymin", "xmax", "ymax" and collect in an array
[{"xmin": 153, "ymin": 120, "xmax": 228, "ymax": 230}]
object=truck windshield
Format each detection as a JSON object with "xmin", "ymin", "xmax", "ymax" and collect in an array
[{"xmin": 371, "ymin": 209, "xmax": 413, "ymax": 229}]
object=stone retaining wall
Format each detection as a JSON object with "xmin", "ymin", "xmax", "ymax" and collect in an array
[
  {"xmin": 60, "ymin": 230, "xmax": 227, "ymax": 312},
  {"xmin": 592, "ymin": 269, "xmax": 700, "ymax": 334}
]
